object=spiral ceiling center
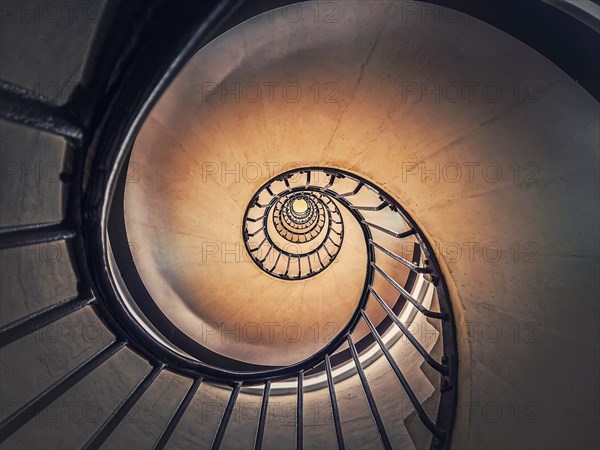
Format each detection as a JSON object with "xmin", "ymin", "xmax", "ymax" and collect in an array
[{"xmin": 244, "ymin": 170, "xmax": 345, "ymax": 280}]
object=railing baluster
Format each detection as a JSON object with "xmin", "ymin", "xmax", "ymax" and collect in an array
[
  {"xmin": 316, "ymin": 251, "xmax": 325, "ymax": 269},
  {"xmin": 297, "ymin": 372, "xmax": 303, "ymax": 450},
  {"xmin": 211, "ymin": 382, "xmax": 241, "ymax": 450},
  {"xmin": 372, "ymin": 263, "xmax": 445, "ymax": 319},
  {"xmin": 269, "ymin": 252, "xmax": 282, "ymax": 273},
  {"xmin": 260, "ymin": 246, "xmax": 273, "ymax": 263},
  {"xmin": 0, "ymin": 340, "xmax": 126, "ymax": 442},
  {"xmin": 362, "ymin": 221, "xmax": 416, "ymax": 239},
  {"xmin": 337, "ymin": 182, "xmax": 363, "ymax": 197},
  {"xmin": 361, "ymin": 313, "xmax": 444, "ymax": 438},
  {"xmin": 328, "ymin": 236, "xmax": 341, "ymax": 248},
  {"xmin": 368, "ymin": 289, "xmax": 446, "ymax": 374},
  {"xmin": 347, "ymin": 335, "xmax": 392, "ymax": 449},
  {"xmin": 247, "ymin": 226, "xmax": 265, "ymax": 238},
  {"xmin": 254, "ymin": 380, "xmax": 271, "ymax": 450},
  {"xmin": 284, "ymin": 256, "xmax": 291, "ymax": 276},
  {"xmin": 325, "ymin": 355, "xmax": 345, "ymax": 450},
  {"xmin": 348, "ymin": 202, "xmax": 387, "ymax": 212},
  {"xmin": 322, "ymin": 173, "xmax": 336, "ymax": 190},
  {"xmin": 370, "ymin": 240, "xmax": 432, "ymax": 273},
  {"xmin": 250, "ymin": 237, "xmax": 267, "ymax": 252},
  {"xmin": 1, "ymin": 295, "xmax": 95, "ymax": 349},
  {"xmin": 83, "ymin": 364, "xmax": 164, "ymax": 449},
  {"xmin": 152, "ymin": 377, "xmax": 202, "ymax": 450},
  {"xmin": 0, "ymin": 222, "xmax": 76, "ymax": 250},
  {"xmin": 0, "ymin": 80, "xmax": 84, "ymax": 142}
]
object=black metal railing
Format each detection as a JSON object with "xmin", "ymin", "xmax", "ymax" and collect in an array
[{"xmin": 0, "ymin": 1, "xmax": 458, "ymax": 449}]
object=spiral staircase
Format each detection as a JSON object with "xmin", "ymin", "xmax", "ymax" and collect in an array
[{"xmin": 1, "ymin": 1, "xmax": 598, "ymax": 449}]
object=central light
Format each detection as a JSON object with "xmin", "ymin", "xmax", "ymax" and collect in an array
[
  {"xmin": 292, "ymin": 198, "xmax": 308, "ymax": 214},
  {"xmin": 243, "ymin": 169, "xmax": 345, "ymax": 280}
]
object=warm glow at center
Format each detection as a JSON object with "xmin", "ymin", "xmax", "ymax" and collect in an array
[{"xmin": 292, "ymin": 199, "xmax": 308, "ymax": 213}]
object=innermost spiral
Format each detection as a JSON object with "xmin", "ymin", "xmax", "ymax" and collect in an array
[
  {"xmin": 243, "ymin": 170, "xmax": 345, "ymax": 280},
  {"xmin": 292, "ymin": 199, "xmax": 308, "ymax": 214}
]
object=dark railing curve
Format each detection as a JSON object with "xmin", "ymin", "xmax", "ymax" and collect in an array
[
  {"xmin": 3, "ymin": 0, "xmax": 598, "ymax": 446},
  {"xmin": 0, "ymin": 1, "xmax": 463, "ymax": 449}
]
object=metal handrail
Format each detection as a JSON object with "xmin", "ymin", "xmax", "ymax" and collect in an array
[{"xmin": 0, "ymin": 2, "xmax": 458, "ymax": 449}]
